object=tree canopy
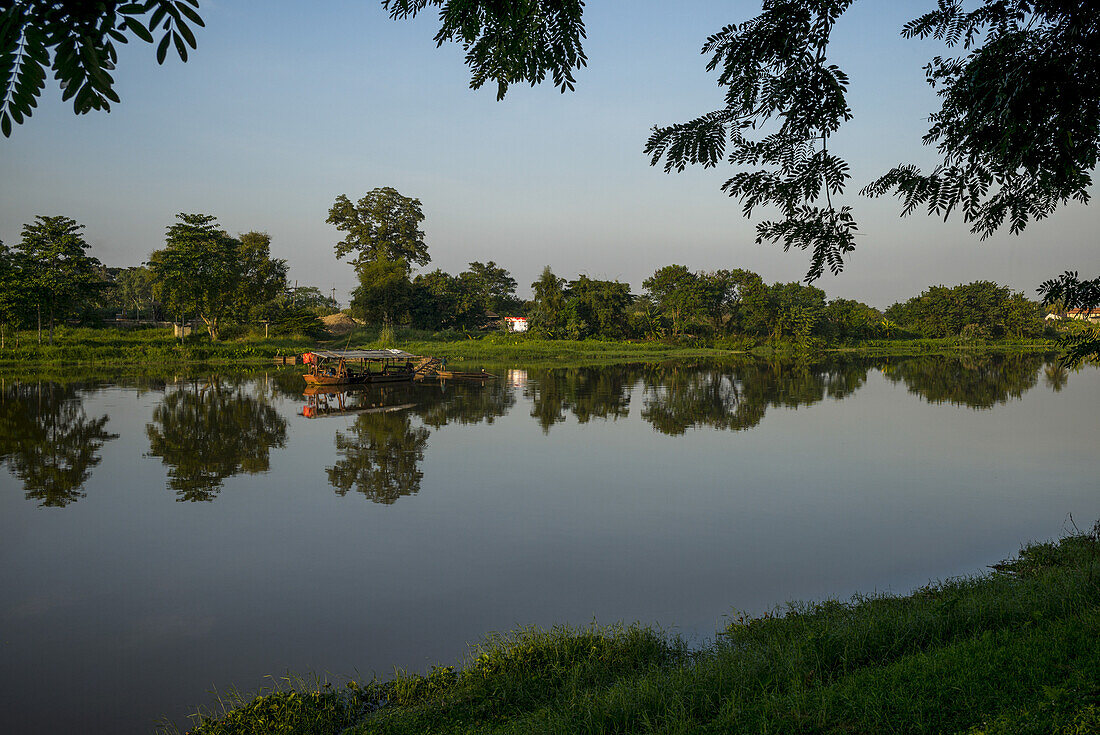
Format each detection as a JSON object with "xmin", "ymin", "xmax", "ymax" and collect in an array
[
  {"xmin": 16, "ymin": 215, "xmax": 105, "ymax": 344},
  {"xmin": 0, "ymin": 0, "xmax": 203, "ymax": 136},
  {"xmin": 327, "ymin": 188, "xmax": 430, "ymax": 269}
]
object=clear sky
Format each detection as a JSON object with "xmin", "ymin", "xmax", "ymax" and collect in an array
[{"xmin": 1, "ymin": 0, "xmax": 1096, "ymax": 309}]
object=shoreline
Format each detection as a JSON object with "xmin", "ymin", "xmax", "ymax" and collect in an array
[
  {"xmin": 0, "ymin": 327, "xmax": 1060, "ymax": 369},
  {"xmin": 165, "ymin": 526, "xmax": 1100, "ymax": 735}
]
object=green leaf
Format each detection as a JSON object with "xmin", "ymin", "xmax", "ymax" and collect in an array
[
  {"xmin": 172, "ymin": 32, "xmax": 187, "ymax": 61},
  {"xmin": 176, "ymin": 2, "xmax": 205, "ymax": 27},
  {"xmin": 124, "ymin": 17, "xmax": 154, "ymax": 43},
  {"xmin": 156, "ymin": 33, "xmax": 170, "ymax": 64},
  {"xmin": 176, "ymin": 20, "xmax": 196, "ymax": 49}
]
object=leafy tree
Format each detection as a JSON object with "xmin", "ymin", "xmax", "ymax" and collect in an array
[
  {"xmin": 286, "ymin": 285, "xmax": 339, "ymax": 315},
  {"xmin": 767, "ymin": 281, "xmax": 826, "ymax": 342},
  {"xmin": 821, "ymin": 298, "xmax": 883, "ymax": 343},
  {"xmin": 148, "ymin": 213, "xmax": 241, "ymax": 341},
  {"xmin": 725, "ymin": 269, "xmax": 772, "ymax": 337},
  {"xmin": 327, "ymin": 188, "xmax": 430, "ymax": 269},
  {"xmin": 350, "ymin": 257, "xmax": 414, "ymax": 328},
  {"xmin": 234, "ymin": 231, "xmax": 289, "ymax": 321},
  {"xmin": 529, "ymin": 266, "xmax": 568, "ymax": 338},
  {"xmin": 410, "ymin": 269, "xmax": 462, "ymax": 330},
  {"xmin": 643, "ymin": 265, "xmax": 705, "ymax": 337},
  {"xmin": 886, "ymin": 281, "xmax": 1043, "ymax": 339},
  {"xmin": 16, "ymin": 215, "xmax": 105, "ymax": 344},
  {"xmin": 112, "ymin": 265, "xmax": 159, "ymax": 321},
  {"xmin": 0, "ymin": 241, "xmax": 24, "ymax": 347},
  {"xmin": 461, "ymin": 260, "xmax": 521, "ymax": 315},
  {"xmin": 562, "ymin": 275, "xmax": 632, "ymax": 339},
  {"xmin": 0, "ymin": 1, "xmax": 203, "ymax": 137}
]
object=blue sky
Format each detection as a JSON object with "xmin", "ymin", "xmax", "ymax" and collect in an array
[{"xmin": 1, "ymin": 0, "xmax": 1096, "ymax": 308}]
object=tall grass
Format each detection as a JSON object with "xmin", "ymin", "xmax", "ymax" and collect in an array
[{"xmin": 164, "ymin": 523, "xmax": 1100, "ymax": 734}]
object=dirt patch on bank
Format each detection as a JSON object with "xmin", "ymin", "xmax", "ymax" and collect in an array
[{"xmin": 320, "ymin": 313, "xmax": 360, "ymax": 335}]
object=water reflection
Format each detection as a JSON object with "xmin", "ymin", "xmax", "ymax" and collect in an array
[
  {"xmin": 524, "ymin": 365, "xmax": 636, "ymax": 432},
  {"xmin": 638, "ymin": 359, "xmax": 870, "ymax": 435},
  {"xmin": 881, "ymin": 353, "xmax": 1048, "ymax": 409},
  {"xmin": 0, "ymin": 381, "xmax": 117, "ymax": 507},
  {"xmin": 0, "ymin": 354, "xmax": 1078, "ymax": 510},
  {"xmin": 328, "ymin": 410, "xmax": 429, "ymax": 504},
  {"xmin": 1044, "ymin": 364, "xmax": 1069, "ymax": 392},
  {"xmin": 313, "ymin": 380, "xmax": 514, "ymax": 503},
  {"xmin": 145, "ymin": 378, "xmax": 289, "ymax": 501}
]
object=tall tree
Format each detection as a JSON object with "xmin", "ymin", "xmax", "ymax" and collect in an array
[
  {"xmin": 349, "ymin": 257, "xmax": 414, "ymax": 328},
  {"xmin": 16, "ymin": 215, "xmax": 105, "ymax": 344},
  {"xmin": 233, "ymin": 231, "xmax": 289, "ymax": 320},
  {"xmin": 148, "ymin": 213, "xmax": 241, "ymax": 341},
  {"xmin": 327, "ymin": 188, "xmax": 430, "ymax": 269},
  {"xmin": 0, "ymin": 241, "xmax": 23, "ymax": 347},
  {"xmin": 461, "ymin": 260, "xmax": 521, "ymax": 315},
  {"xmin": 529, "ymin": 266, "xmax": 568, "ymax": 338},
  {"xmin": 643, "ymin": 265, "xmax": 704, "ymax": 337}
]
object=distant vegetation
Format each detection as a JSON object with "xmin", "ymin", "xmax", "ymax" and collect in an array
[{"xmin": 0, "ymin": 203, "xmax": 1069, "ymax": 362}]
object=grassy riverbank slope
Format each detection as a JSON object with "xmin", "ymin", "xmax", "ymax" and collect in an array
[
  {"xmin": 0, "ymin": 326, "xmax": 1058, "ymax": 367},
  {"xmin": 170, "ymin": 525, "xmax": 1100, "ymax": 735}
]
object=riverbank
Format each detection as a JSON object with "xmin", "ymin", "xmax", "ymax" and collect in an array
[
  {"xmin": 0, "ymin": 326, "xmax": 1059, "ymax": 368},
  {"xmin": 167, "ymin": 525, "xmax": 1100, "ymax": 735}
]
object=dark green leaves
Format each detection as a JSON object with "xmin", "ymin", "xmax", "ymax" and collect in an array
[
  {"xmin": 0, "ymin": 1, "xmax": 204, "ymax": 136},
  {"xmin": 383, "ymin": 0, "xmax": 587, "ymax": 100},
  {"xmin": 646, "ymin": 1, "xmax": 857, "ymax": 282},
  {"xmin": 864, "ymin": 1, "xmax": 1100, "ymax": 239}
]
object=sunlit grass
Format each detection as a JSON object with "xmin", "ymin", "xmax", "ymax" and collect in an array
[{"xmin": 163, "ymin": 523, "xmax": 1100, "ymax": 734}]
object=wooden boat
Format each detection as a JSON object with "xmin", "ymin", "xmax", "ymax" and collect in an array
[
  {"xmin": 436, "ymin": 369, "xmax": 497, "ymax": 381},
  {"xmin": 302, "ymin": 349, "xmax": 432, "ymax": 386}
]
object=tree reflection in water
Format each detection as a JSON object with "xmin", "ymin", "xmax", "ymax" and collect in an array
[
  {"xmin": 523, "ymin": 365, "xmax": 637, "ymax": 433},
  {"xmin": 640, "ymin": 359, "xmax": 870, "ymax": 435},
  {"xmin": 327, "ymin": 411, "xmax": 430, "ymax": 504},
  {"xmin": 0, "ymin": 381, "xmax": 117, "ymax": 507},
  {"xmin": 881, "ymin": 353, "xmax": 1048, "ymax": 409},
  {"xmin": 318, "ymin": 379, "xmax": 514, "ymax": 503},
  {"xmin": 145, "ymin": 378, "xmax": 288, "ymax": 501}
]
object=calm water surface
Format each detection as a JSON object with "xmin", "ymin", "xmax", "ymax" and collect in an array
[{"xmin": 1, "ymin": 354, "xmax": 1097, "ymax": 734}]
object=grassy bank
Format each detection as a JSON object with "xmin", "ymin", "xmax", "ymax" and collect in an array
[
  {"xmin": 166, "ymin": 525, "xmax": 1100, "ymax": 734},
  {"xmin": 0, "ymin": 326, "xmax": 1059, "ymax": 368}
]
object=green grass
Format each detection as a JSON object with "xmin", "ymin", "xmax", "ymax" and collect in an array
[
  {"xmin": 163, "ymin": 524, "xmax": 1100, "ymax": 735},
  {"xmin": 0, "ymin": 325, "xmax": 1058, "ymax": 368}
]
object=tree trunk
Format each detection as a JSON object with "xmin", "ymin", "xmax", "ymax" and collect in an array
[
  {"xmin": 202, "ymin": 314, "xmax": 218, "ymax": 341},
  {"xmin": 37, "ymin": 303, "xmax": 42, "ymax": 345},
  {"xmin": 49, "ymin": 305, "xmax": 54, "ymax": 346}
]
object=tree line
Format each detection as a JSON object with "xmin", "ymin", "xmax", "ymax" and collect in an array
[
  {"xmin": 0, "ymin": 213, "xmax": 338, "ymax": 345},
  {"xmin": 1, "ymin": 198, "xmax": 1052, "ymax": 349}
]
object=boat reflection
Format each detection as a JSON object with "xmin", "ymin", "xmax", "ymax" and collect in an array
[{"xmin": 301, "ymin": 385, "xmax": 416, "ymax": 419}]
